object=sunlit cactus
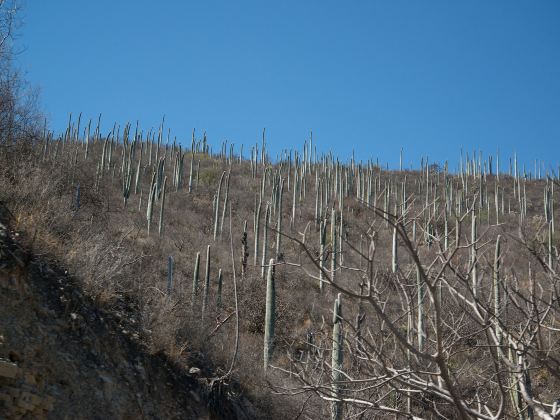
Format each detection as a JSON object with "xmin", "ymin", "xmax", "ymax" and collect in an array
[{"xmin": 263, "ymin": 258, "xmax": 275, "ymax": 373}]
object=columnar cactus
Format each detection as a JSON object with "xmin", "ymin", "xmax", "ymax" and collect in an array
[
  {"xmin": 216, "ymin": 268, "xmax": 223, "ymax": 309},
  {"xmin": 442, "ymin": 209, "xmax": 449, "ymax": 251},
  {"xmin": 84, "ymin": 119, "xmax": 91, "ymax": 160},
  {"xmin": 213, "ymin": 171, "xmax": 226, "ymax": 241},
  {"xmin": 391, "ymin": 226, "xmax": 398, "ymax": 273},
  {"xmin": 134, "ymin": 154, "xmax": 141, "ymax": 195},
  {"xmin": 315, "ymin": 178, "xmax": 321, "ymax": 227},
  {"xmin": 202, "ymin": 245, "xmax": 211, "ymax": 321},
  {"xmin": 338, "ymin": 210, "xmax": 344, "ymax": 266},
  {"xmin": 493, "ymin": 235, "xmax": 502, "ymax": 344},
  {"xmin": 551, "ymin": 182, "xmax": 555, "ymax": 233},
  {"xmin": 319, "ymin": 219, "xmax": 326, "ymax": 291},
  {"xmin": 331, "ymin": 293, "xmax": 343, "ymax": 420},
  {"xmin": 416, "ymin": 264, "xmax": 425, "ymax": 351},
  {"xmin": 276, "ymin": 178, "xmax": 284, "ymax": 259},
  {"xmin": 146, "ymin": 171, "xmax": 157, "ymax": 235},
  {"xmin": 292, "ymin": 169, "xmax": 298, "ymax": 229},
  {"xmin": 471, "ymin": 213, "xmax": 478, "ymax": 297},
  {"xmin": 167, "ymin": 256, "xmax": 174, "ymax": 295},
  {"xmin": 158, "ymin": 176, "xmax": 167, "ymax": 237},
  {"xmin": 173, "ymin": 148, "xmax": 184, "ymax": 191},
  {"xmin": 191, "ymin": 251, "xmax": 200, "ymax": 309},
  {"xmin": 263, "ymin": 258, "xmax": 276, "ymax": 373},
  {"xmin": 261, "ymin": 203, "xmax": 270, "ymax": 278},
  {"xmin": 219, "ymin": 172, "xmax": 231, "ymax": 238},
  {"xmin": 331, "ymin": 208, "xmax": 337, "ymax": 282},
  {"xmin": 254, "ymin": 200, "xmax": 261, "ymax": 266},
  {"xmin": 122, "ymin": 144, "xmax": 134, "ymax": 207},
  {"xmin": 100, "ymin": 139, "xmax": 107, "ymax": 177},
  {"xmin": 155, "ymin": 116, "xmax": 164, "ymax": 165},
  {"xmin": 212, "ymin": 194, "xmax": 217, "ymax": 222},
  {"xmin": 155, "ymin": 157, "xmax": 166, "ymax": 199},
  {"xmin": 260, "ymin": 168, "xmax": 267, "ymax": 202},
  {"xmin": 188, "ymin": 152, "xmax": 194, "ymax": 193},
  {"xmin": 73, "ymin": 184, "xmax": 81, "ymax": 211},
  {"xmin": 241, "ymin": 220, "xmax": 249, "ymax": 277},
  {"xmin": 548, "ymin": 221, "xmax": 553, "ymax": 270}
]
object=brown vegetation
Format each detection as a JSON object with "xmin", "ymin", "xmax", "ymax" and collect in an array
[{"xmin": 0, "ymin": 128, "xmax": 559, "ymax": 419}]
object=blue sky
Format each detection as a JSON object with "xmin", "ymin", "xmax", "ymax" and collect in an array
[{"xmin": 16, "ymin": 1, "xmax": 560, "ymax": 171}]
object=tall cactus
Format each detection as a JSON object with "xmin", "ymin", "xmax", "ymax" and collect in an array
[
  {"xmin": 276, "ymin": 178, "xmax": 284, "ymax": 259},
  {"xmin": 167, "ymin": 256, "xmax": 174, "ymax": 295},
  {"xmin": 73, "ymin": 184, "xmax": 81, "ymax": 211},
  {"xmin": 263, "ymin": 258, "xmax": 276, "ymax": 373},
  {"xmin": 134, "ymin": 154, "xmax": 141, "ymax": 195},
  {"xmin": 122, "ymin": 143, "xmax": 134, "ymax": 206},
  {"xmin": 158, "ymin": 176, "xmax": 167, "ymax": 237},
  {"xmin": 173, "ymin": 148, "xmax": 184, "ymax": 191},
  {"xmin": 254, "ymin": 200, "xmax": 261, "ymax": 265},
  {"xmin": 471, "ymin": 213, "xmax": 478, "ymax": 298},
  {"xmin": 191, "ymin": 251, "xmax": 200, "ymax": 309},
  {"xmin": 493, "ymin": 235, "xmax": 502, "ymax": 344},
  {"xmin": 213, "ymin": 171, "xmax": 226, "ymax": 240},
  {"xmin": 444, "ymin": 211, "xmax": 449, "ymax": 252},
  {"xmin": 146, "ymin": 172, "xmax": 157, "ymax": 235},
  {"xmin": 261, "ymin": 203, "xmax": 271, "ymax": 278},
  {"xmin": 155, "ymin": 157, "xmax": 166, "ymax": 199},
  {"xmin": 202, "ymin": 245, "xmax": 211, "ymax": 321},
  {"xmin": 241, "ymin": 220, "xmax": 249, "ymax": 277},
  {"xmin": 331, "ymin": 208, "xmax": 337, "ymax": 282},
  {"xmin": 548, "ymin": 221, "xmax": 553, "ymax": 269},
  {"xmin": 188, "ymin": 152, "xmax": 194, "ymax": 193},
  {"xmin": 391, "ymin": 226, "xmax": 398, "ymax": 273},
  {"xmin": 219, "ymin": 172, "xmax": 231, "ymax": 238},
  {"xmin": 338, "ymin": 210, "xmax": 344, "ymax": 266},
  {"xmin": 416, "ymin": 264, "xmax": 425, "ymax": 351},
  {"xmin": 84, "ymin": 119, "xmax": 91, "ymax": 160},
  {"xmin": 319, "ymin": 219, "xmax": 327, "ymax": 291},
  {"xmin": 331, "ymin": 293, "xmax": 343, "ymax": 420},
  {"xmin": 216, "ymin": 268, "xmax": 223, "ymax": 309}
]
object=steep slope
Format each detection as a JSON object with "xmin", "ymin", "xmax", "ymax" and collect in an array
[
  {"xmin": 0, "ymin": 207, "xmax": 248, "ymax": 419},
  {"xmin": 2, "ymin": 134, "xmax": 560, "ymax": 418}
]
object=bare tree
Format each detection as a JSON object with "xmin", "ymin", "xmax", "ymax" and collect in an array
[
  {"xmin": 0, "ymin": 0, "xmax": 17, "ymax": 56},
  {"xmin": 0, "ymin": 1, "xmax": 42, "ymax": 144},
  {"xmin": 273, "ymin": 178, "xmax": 560, "ymax": 419}
]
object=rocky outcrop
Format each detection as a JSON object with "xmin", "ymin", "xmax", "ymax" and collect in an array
[{"xmin": 0, "ymin": 215, "xmax": 212, "ymax": 419}]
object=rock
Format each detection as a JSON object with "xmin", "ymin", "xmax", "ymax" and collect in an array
[
  {"xmin": 41, "ymin": 395, "xmax": 55, "ymax": 411},
  {"xmin": 17, "ymin": 391, "xmax": 37, "ymax": 411},
  {"xmin": 0, "ymin": 391, "xmax": 12, "ymax": 403},
  {"xmin": 9, "ymin": 350, "xmax": 23, "ymax": 363},
  {"xmin": 188, "ymin": 367, "xmax": 201, "ymax": 375},
  {"xmin": 0, "ymin": 358, "xmax": 19, "ymax": 378},
  {"xmin": 5, "ymin": 386, "xmax": 20, "ymax": 398},
  {"xmin": 24, "ymin": 372, "xmax": 37, "ymax": 386},
  {"xmin": 99, "ymin": 373, "xmax": 114, "ymax": 401}
]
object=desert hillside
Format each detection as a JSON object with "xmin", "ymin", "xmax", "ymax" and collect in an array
[
  {"xmin": 1, "ymin": 127, "xmax": 559, "ymax": 419},
  {"xmin": 0, "ymin": 207, "xmax": 216, "ymax": 419}
]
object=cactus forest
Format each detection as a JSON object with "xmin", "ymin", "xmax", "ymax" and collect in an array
[{"xmin": 2, "ymin": 113, "xmax": 559, "ymax": 419}]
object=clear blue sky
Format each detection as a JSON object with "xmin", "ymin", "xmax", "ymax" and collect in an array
[{"xmin": 16, "ymin": 1, "xmax": 560, "ymax": 171}]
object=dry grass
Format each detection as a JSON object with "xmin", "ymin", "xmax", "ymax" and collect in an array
[{"xmin": 2, "ymin": 138, "xmax": 559, "ymax": 418}]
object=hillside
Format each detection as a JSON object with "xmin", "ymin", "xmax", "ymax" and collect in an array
[
  {"xmin": 1, "ymin": 126, "xmax": 559, "ymax": 419},
  {"xmin": 0, "ymin": 206, "xmax": 217, "ymax": 419}
]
